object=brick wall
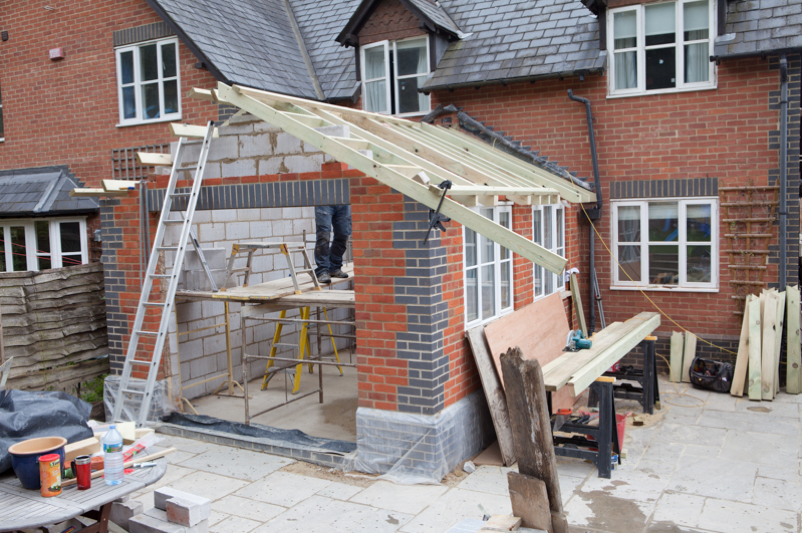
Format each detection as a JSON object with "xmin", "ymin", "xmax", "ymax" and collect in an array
[{"xmin": 356, "ymin": 0, "xmax": 427, "ymax": 46}]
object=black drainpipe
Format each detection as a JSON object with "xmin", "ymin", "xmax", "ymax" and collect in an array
[
  {"xmin": 779, "ymin": 55, "xmax": 788, "ymax": 289},
  {"xmin": 568, "ymin": 89, "xmax": 603, "ymax": 334}
]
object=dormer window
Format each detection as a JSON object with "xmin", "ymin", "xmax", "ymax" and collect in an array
[{"xmin": 361, "ymin": 37, "xmax": 431, "ymax": 117}]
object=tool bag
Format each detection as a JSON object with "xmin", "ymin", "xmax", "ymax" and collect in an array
[{"xmin": 689, "ymin": 357, "xmax": 734, "ymax": 393}]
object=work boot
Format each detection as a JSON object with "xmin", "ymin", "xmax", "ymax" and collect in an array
[
  {"xmin": 317, "ymin": 271, "xmax": 331, "ymax": 283},
  {"xmin": 329, "ymin": 269, "xmax": 349, "ymax": 279}
]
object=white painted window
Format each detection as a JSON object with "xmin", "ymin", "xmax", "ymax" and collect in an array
[
  {"xmin": 612, "ymin": 198, "xmax": 717, "ymax": 290},
  {"xmin": 115, "ymin": 38, "xmax": 181, "ymax": 126},
  {"xmin": 464, "ymin": 206, "xmax": 514, "ymax": 328},
  {"xmin": 361, "ymin": 37, "xmax": 431, "ymax": 117},
  {"xmin": 0, "ymin": 218, "xmax": 88, "ymax": 272},
  {"xmin": 608, "ymin": 0, "xmax": 716, "ymax": 97},
  {"xmin": 532, "ymin": 204, "xmax": 565, "ymax": 300},
  {"xmin": 0, "ymin": 79, "xmax": 4, "ymax": 141}
]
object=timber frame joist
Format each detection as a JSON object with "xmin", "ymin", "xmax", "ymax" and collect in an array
[{"xmin": 182, "ymin": 83, "xmax": 598, "ymax": 274}]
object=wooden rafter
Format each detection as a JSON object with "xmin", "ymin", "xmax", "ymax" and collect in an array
[{"xmin": 205, "ymin": 83, "xmax": 579, "ymax": 274}]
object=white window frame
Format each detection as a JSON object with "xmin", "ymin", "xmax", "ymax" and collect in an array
[
  {"xmin": 0, "ymin": 218, "xmax": 88, "ymax": 272},
  {"xmin": 360, "ymin": 36, "xmax": 431, "ymax": 117},
  {"xmin": 607, "ymin": 0, "xmax": 717, "ymax": 98},
  {"xmin": 464, "ymin": 205, "xmax": 514, "ymax": 329},
  {"xmin": 611, "ymin": 197, "xmax": 718, "ymax": 291},
  {"xmin": 0, "ymin": 79, "xmax": 4, "ymax": 142},
  {"xmin": 115, "ymin": 37, "xmax": 182, "ymax": 127},
  {"xmin": 532, "ymin": 203, "xmax": 566, "ymax": 301}
]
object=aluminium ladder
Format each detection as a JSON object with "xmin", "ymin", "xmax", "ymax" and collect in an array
[{"xmin": 112, "ymin": 121, "xmax": 218, "ymax": 426}]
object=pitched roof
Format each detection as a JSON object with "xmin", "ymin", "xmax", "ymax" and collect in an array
[
  {"xmin": 0, "ymin": 167, "xmax": 99, "ymax": 217},
  {"xmin": 714, "ymin": 0, "xmax": 802, "ymax": 59},
  {"xmin": 422, "ymin": 0, "xmax": 605, "ymax": 91},
  {"xmin": 335, "ymin": 0, "xmax": 462, "ymax": 46}
]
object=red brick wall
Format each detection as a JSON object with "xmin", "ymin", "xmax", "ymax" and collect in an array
[
  {"xmin": 356, "ymin": 0, "xmax": 427, "ymax": 46},
  {"xmin": 0, "ymin": 0, "xmax": 219, "ymax": 187},
  {"xmin": 426, "ymin": 59, "xmax": 780, "ymax": 339}
]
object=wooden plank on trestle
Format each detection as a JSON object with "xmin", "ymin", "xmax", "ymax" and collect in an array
[
  {"xmin": 747, "ymin": 296, "xmax": 763, "ymax": 400},
  {"xmin": 466, "ymin": 326, "xmax": 516, "ymax": 467},
  {"xmin": 570, "ymin": 272, "xmax": 587, "ymax": 338},
  {"xmin": 682, "ymin": 332, "xmax": 697, "ymax": 383},
  {"xmin": 774, "ymin": 291, "xmax": 785, "ymax": 396},
  {"xmin": 670, "ymin": 332, "xmax": 684, "ymax": 382},
  {"xmin": 542, "ymin": 321, "xmax": 626, "ymax": 391},
  {"xmin": 761, "ymin": 291, "xmax": 778, "ymax": 400},
  {"xmin": 731, "ymin": 295, "xmax": 752, "ymax": 397},
  {"xmin": 786, "ymin": 285, "xmax": 801, "ymax": 394}
]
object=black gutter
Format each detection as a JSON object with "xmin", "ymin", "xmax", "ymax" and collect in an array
[
  {"xmin": 421, "ymin": 65, "xmax": 606, "ymax": 94},
  {"xmin": 567, "ymin": 89, "xmax": 603, "ymax": 335},
  {"xmin": 779, "ymin": 55, "xmax": 788, "ymax": 289},
  {"xmin": 710, "ymin": 46, "xmax": 802, "ymax": 63}
]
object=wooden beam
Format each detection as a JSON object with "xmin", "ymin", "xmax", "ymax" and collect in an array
[
  {"xmin": 440, "ymin": 185, "xmax": 560, "ymax": 196},
  {"xmin": 746, "ymin": 296, "xmax": 763, "ymax": 400},
  {"xmin": 542, "ymin": 321, "xmax": 625, "ymax": 391},
  {"xmin": 102, "ymin": 179, "xmax": 137, "ymax": 193},
  {"xmin": 169, "ymin": 123, "xmax": 219, "ymax": 139},
  {"xmin": 331, "ymin": 136, "xmax": 370, "ymax": 150},
  {"xmin": 283, "ymin": 111, "xmax": 329, "ymax": 128},
  {"xmin": 69, "ymin": 188, "xmax": 128, "ymax": 197},
  {"xmin": 682, "ymin": 332, "xmax": 697, "ymax": 383},
  {"xmin": 786, "ymin": 285, "xmax": 801, "ymax": 394},
  {"xmin": 670, "ymin": 331, "xmax": 684, "ymax": 382},
  {"xmin": 569, "ymin": 272, "xmax": 587, "ymax": 337},
  {"xmin": 761, "ymin": 291, "xmax": 778, "ymax": 400},
  {"xmin": 217, "ymin": 83, "xmax": 567, "ymax": 274},
  {"xmin": 136, "ymin": 152, "xmax": 173, "ymax": 166},
  {"xmin": 731, "ymin": 294, "xmax": 752, "ymax": 397},
  {"xmin": 188, "ymin": 87, "xmax": 217, "ymax": 102}
]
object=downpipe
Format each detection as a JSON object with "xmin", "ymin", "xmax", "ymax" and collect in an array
[{"xmin": 779, "ymin": 55, "xmax": 788, "ymax": 289}]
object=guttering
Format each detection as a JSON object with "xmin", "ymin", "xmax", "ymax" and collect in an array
[
  {"xmin": 779, "ymin": 55, "xmax": 788, "ymax": 288},
  {"xmin": 420, "ymin": 64, "xmax": 606, "ymax": 94},
  {"xmin": 709, "ymin": 46, "xmax": 802, "ymax": 63}
]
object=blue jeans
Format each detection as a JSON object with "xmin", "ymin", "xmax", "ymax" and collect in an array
[{"xmin": 314, "ymin": 205, "xmax": 351, "ymax": 275}]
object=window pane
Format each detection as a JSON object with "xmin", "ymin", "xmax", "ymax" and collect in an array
[
  {"xmin": 533, "ymin": 209, "xmax": 542, "ymax": 298},
  {"xmin": 499, "ymin": 211, "xmax": 510, "ymax": 260},
  {"xmin": 649, "ymin": 245, "xmax": 679, "ymax": 285},
  {"xmin": 38, "ymin": 255, "xmax": 52, "ymax": 271},
  {"xmin": 123, "ymin": 87, "xmax": 136, "ymax": 119},
  {"xmin": 60, "ymin": 222, "xmax": 81, "ymax": 253},
  {"xmin": 466, "ymin": 269, "xmax": 478, "ymax": 322},
  {"xmin": 162, "ymin": 42, "xmax": 177, "ymax": 78},
  {"xmin": 618, "ymin": 205, "xmax": 641, "ymax": 242},
  {"xmin": 481, "ymin": 208, "xmax": 494, "ymax": 262},
  {"xmin": 164, "ymin": 80, "xmax": 178, "ymax": 114},
  {"xmin": 501, "ymin": 261, "xmax": 511, "ymax": 309},
  {"xmin": 687, "ymin": 244, "xmax": 711, "ymax": 282},
  {"xmin": 685, "ymin": 43, "xmax": 709, "ymax": 83},
  {"xmin": 649, "ymin": 202, "xmax": 678, "ymax": 242},
  {"xmin": 142, "ymin": 83, "xmax": 160, "ymax": 119},
  {"xmin": 0, "ymin": 228, "xmax": 5, "ymax": 272},
  {"xmin": 645, "ymin": 3, "xmax": 676, "ymax": 46},
  {"xmin": 396, "ymin": 39, "xmax": 427, "ymax": 76},
  {"xmin": 614, "ymin": 52, "xmax": 638, "ymax": 90},
  {"xmin": 687, "ymin": 204, "xmax": 712, "ymax": 242},
  {"xmin": 397, "ymin": 75, "xmax": 428, "ymax": 115},
  {"xmin": 545, "ymin": 264, "xmax": 554, "ymax": 294},
  {"xmin": 365, "ymin": 47, "xmax": 385, "ymax": 79},
  {"xmin": 646, "ymin": 47, "xmax": 676, "ymax": 90},
  {"xmin": 364, "ymin": 80, "xmax": 386, "ymax": 113},
  {"xmin": 120, "ymin": 51, "xmax": 134, "ymax": 84},
  {"xmin": 614, "ymin": 11, "xmax": 637, "ymax": 49},
  {"xmin": 481, "ymin": 265, "xmax": 495, "ymax": 320},
  {"xmin": 556, "ymin": 209, "xmax": 563, "ymax": 249},
  {"xmin": 35, "ymin": 221, "xmax": 50, "ymax": 254},
  {"xmin": 10, "ymin": 226, "xmax": 27, "ymax": 271},
  {"xmin": 684, "ymin": 0, "xmax": 709, "ymax": 40},
  {"xmin": 140, "ymin": 44, "xmax": 158, "ymax": 81},
  {"xmin": 534, "ymin": 265, "xmax": 543, "ymax": 297},
  {"xmin": 465, "ymin": 228, "xmax": 477, "ymax": 267},
  {"xmin": 618, "ymin": 245, "xmax": 642, "ymax": 282},
  {"xmin": 0, "ymin": 104, "xmax": 4, "ymax": 139},
  {"xmin": 543, "ymin": 206, "xmax": 553, "ymax": 250}
]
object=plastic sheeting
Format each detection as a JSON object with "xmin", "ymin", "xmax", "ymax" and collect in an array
[
  {"xmin": 161, "ymin": 413, "xmax": 356, "ymax": 455},
  {"xmin": 103, "ymin": 375, "xmax": 174, "ymax": 423},
  {"xmin": 0, "ymin": 390, "xmax": 94, "ymax": 474}
]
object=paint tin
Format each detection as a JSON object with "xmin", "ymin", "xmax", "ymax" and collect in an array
[{"xmin": 39, "ymin": 453, "xmax": 62, "ymax": 497}]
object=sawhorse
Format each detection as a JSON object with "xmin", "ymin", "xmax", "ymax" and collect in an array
[{"xmin": 602, "ymin": 336, "xmax": 659, "ymax": 414}]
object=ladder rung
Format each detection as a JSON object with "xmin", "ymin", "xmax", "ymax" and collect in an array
[
  {"xmin": 170, "ymin": 192, "xmax": 193, "ymax": 198},
  {"xmin": 296, "ymin": 269, "xmax": 314, "ymax": 273},
  {"xmin": 130, "ymin": 359, "xmax": 156, "ymax": 366},
  {"xmin": 143, "ymin": 302, "xmax": 167, "ymax": 307},
  {"xmin": 151, "ymin": 274, "xmax": 174, "ymax": 279},
  {"xmin": 273, "ymin": 343, "xmax": 301, "ymax": 348},
  {"xmin": 157, "ymin": 246, "xmax": 179, "ymax": 251},
  {"xmin": 122, "ymin": 388, "xmax": 146, "ymax": 395},
  {"xmin": 136, "ymin": 330, "xmax": 160, "ymax": 337},
  {"xmin": 164, "ymin": 220, "xmax": 185, "ymax": 225}
]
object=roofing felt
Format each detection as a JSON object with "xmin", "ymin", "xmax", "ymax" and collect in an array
[
  {"xmin": 714, "ymin": 0, "xmax": 802, "ymax": 58},
  {"xmin": 151, "ymin": 0, "xmax": 320, "ymax": 98},
  {"xmin": 0, "ymin": 168, "xmax": 99, "ymax": 217},
  {"xmin": 422, "ymin": 0, "xmax": 606, "ymax": 90}
]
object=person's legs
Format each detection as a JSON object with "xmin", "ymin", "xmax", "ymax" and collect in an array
[
  {"xmin": 329, "ymin": 205, "xmax": 351, "ymax": 273},
  {"xmin": 314, "ymin": 206, "xmax": 334, "ymax": 276}
]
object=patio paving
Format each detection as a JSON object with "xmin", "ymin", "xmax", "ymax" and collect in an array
[{"xmin": 135, "ymin": 377, "xmax": 802, "ymax": 533}]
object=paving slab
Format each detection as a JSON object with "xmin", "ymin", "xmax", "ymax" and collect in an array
[
  {"xmin": 633, "ymin": 460, "xmax": 677, "ymax": 477},
  {"xmin": 456, "ymin": 466, "xmax": 510, "ymax": 496},
  {"xmin": 317, "ymin": 481, "xmax": 365, "ymax": 501},
  {"xmin": 667, "ymin": 456, "xmax": 757, "ymax": 502},
  {"xmin": 758, "ymin": 463, "xmax": 801, "ymax": 483},
  {"xmin": 641, "ymin": 440, "xmax": 686, "ymax": 464},
  {"xmin": 157, "ymin": 435, "xmax": 221, "ymax": 455},
  {"xmin": 581, "ymin": 469, "xmax": 670, "ymax": 504},
  {"xmin": 733, "ymin": 399, "xmax": 800, "ymax": 419},
  {"xmin": 651, "ymin": 492, "xmax": 706, "ymax": 529},
  {"xmin": 350, "ymin": 480, "xmax": 448, "ymax": 515},
  {"xmin": 660, "ymin": 406, "xmax": 704, "ymax": 426},
  {"xmin": 177, "ymin": 446, "xmax": 293, "ymax": 481},
  {"xmin": 654, "ymin": 423, "xmax": 727, "ymax": 448},
  {"xmin": 167, "ymin": 471, "xmax": 251, "ymax": 502},
  {"xmin": 701, "ymin": 392, "xmax": 739, "ymax": 412},
  {"xmin": 210, "ymin": 495, "xmax": 285, "ymax": 522},
  {"xmin": 253, "ymin": 495, "xmax": 375, "ymax": 533},
  {"xmin": 399, "ymin": 488, "xmax": 512, "ymax": 533},
  {"xmin": 209, "ymin": 515, "xmax": 262, "ymax": 533},
  {"xmin": 558, "ymin": 476, "xmax": 584, "ymax": 505},
  {"xmin": 697, "ymin": 410, "xmax": 800, "ymax": 436},
  {"xmin": 681, "ymin": 444, "xmax": 722, "ymax": 459},
  {"xmin": 563, "ymin": 489, "xmax": 655, "ymax": 532},
  {"xmin": 235, "ymin": 471, "xmax": 331, "ymax": 508},
  {"xmin": 556, "ymin": 458, "xmax": 596, "ymax": 479},
  {"xmin": 131, "ymin": 465, "xmax": 197, "ymax": 502},
  {"xmin": 697, "ymin": 498, "xmax": 798, "ymax": 533},
  {"xmin": 349, "ymin": 508, "xmax": 414, "ymax": 533},
  {"xmin": 720, "ymin": 430, "xmax": 801, "ymax": 467},
  {"xmin": 751, "ymin": 476, "xmax": 802, "ymax": 512}
]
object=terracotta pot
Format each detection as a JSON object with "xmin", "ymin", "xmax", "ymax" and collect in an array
[{"xmin": 8, "ymin": 436, "xmax": 67, "ymax": 490}]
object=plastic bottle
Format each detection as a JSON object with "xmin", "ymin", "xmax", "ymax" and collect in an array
[{"xmin": 103, "ymin": 425, "xmax": 124, "ymax": 486}]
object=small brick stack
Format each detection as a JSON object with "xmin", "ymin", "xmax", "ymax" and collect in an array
[{"xmin": 126, "ymin": 487, "xmax": 212, "ymax": 533}]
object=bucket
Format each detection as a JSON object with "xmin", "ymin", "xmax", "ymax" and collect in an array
[{"xmin": 8, "ymin": 436, "xmax": 67, "ymax": 490}]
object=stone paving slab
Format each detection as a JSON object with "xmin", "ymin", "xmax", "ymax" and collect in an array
[
  {"xmin": 350, "ymin": 481, "xmax": 448, "ymax": 515},
  {"xmin": 399, "ymin": 488, "xmax": 512, "ymax": 533},
  {"xmin": 235, "ymin": 471, "xmax": 331, "ymax": 508},
  {"xmin": 178, "ymin": 446, "xmax": 293, "ymax": 481}
]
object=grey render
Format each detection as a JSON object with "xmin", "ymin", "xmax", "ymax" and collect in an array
[{"xmin": 0, "ymin": 167, "xmax": 99, "ymax": 217}]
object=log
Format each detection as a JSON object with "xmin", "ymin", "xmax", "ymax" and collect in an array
[
  {"xmin": 786, "ymin": 285, "xmax": 801, "ymax": 394},
  {"xmin": 507, "ymin": 472, "xmax": 552, "ymax": 532},
  {"xmin": 500, "ymin": 347, "xmax": 563, "ymax": 525}
]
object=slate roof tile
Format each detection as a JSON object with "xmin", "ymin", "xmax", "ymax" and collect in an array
[
  {"xmin": 715, "ymin": 0, "xmax": 802, "ymax": 57},
  {"xmin": 0, "ymin": 168, "xmax": 99, "ymax": 217}
]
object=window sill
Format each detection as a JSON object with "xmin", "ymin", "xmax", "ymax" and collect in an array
[
  {"xmin": 610, "ymin": 284, "xmax": 719, "ymax": 293},
  {"xmin": 116, "ymin": 115, "xmax": 182, "ymax": 128},
  {"xmin": 607, "ymin": 84, "xmax": 717, "ymax": 99},
  {"xmin": 464, "ymin": 306, "xmax": 515, "ymax": 331}
]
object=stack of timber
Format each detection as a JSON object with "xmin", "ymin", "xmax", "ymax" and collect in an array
[
  {"xmin": 0, "ymin": 263, "xmax": 108, "ymax": 393},
  {"xmin": 668, "ymin": 331, "xmax": 698, "ymax": 383},
  {"xmin": 730, "ymin": 286, "xmax": 800, "ymax": 400}
]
